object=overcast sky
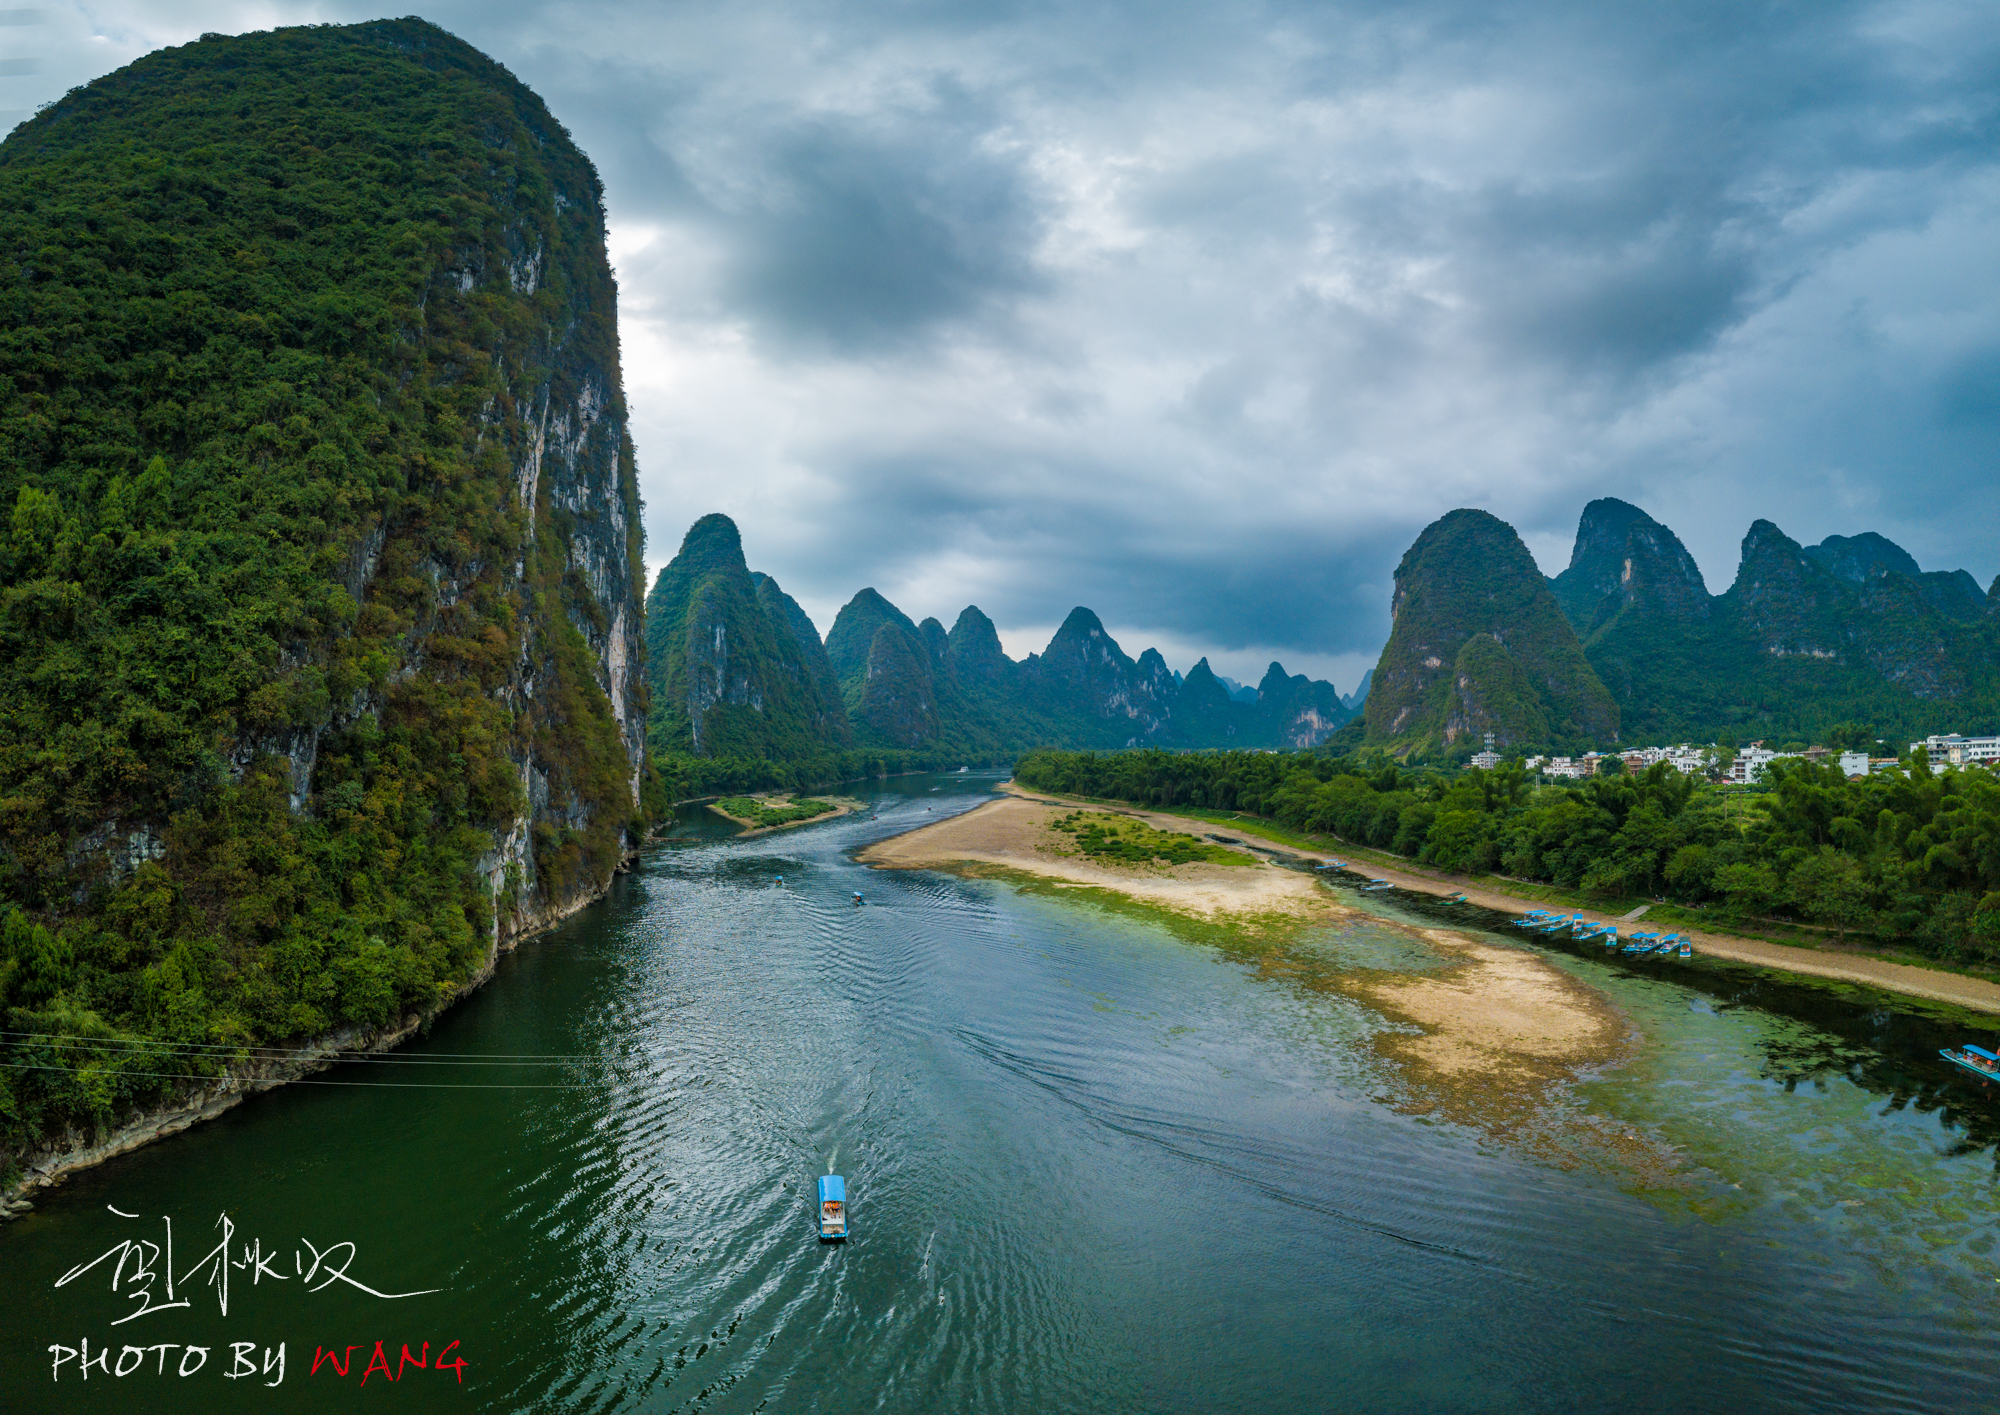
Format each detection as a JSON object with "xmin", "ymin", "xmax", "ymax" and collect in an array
[{"xmin": 8, "ymin": 2, "xmax": 1998, "ymax": 692}]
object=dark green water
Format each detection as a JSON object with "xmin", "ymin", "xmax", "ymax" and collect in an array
[{"xmin": 5, "ymin": 774, "xmax": 1999, "ymax": 1412}]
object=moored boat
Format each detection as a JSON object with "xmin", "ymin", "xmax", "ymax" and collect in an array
[
  {"xmin": 1941, "ymin": 1046, "xmax": 2000, "ymax": 1084},
  {"xmin": 818, "ymin": 1174, "xmax": 849, "ymax": 1241}
]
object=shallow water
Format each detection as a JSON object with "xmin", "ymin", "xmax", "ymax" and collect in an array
[{"xmin": 4, "ymin": 774, "xmax": 1999, "ymax": 1412}]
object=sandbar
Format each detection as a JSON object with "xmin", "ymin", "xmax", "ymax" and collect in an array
[{"xmin": 861, "ymin": 788, "xmax": 1639, "ymax": 1156}]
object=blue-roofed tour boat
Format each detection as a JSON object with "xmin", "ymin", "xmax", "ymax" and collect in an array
[
  {"xmin": 1941, "ymin": 1045, "xmax": 2000, "ymax": 1085},
  {"xmin": 819, "ymin": 1174, "xmax": 848, "ymax": 1241}
]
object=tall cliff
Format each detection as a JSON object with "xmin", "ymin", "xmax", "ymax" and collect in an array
[
  {"xmin": 1366, "ymin": 508, "xmax": 1618, "ymax": 752},
  {"xmin": 0, "ymin": 21, "xmax": 649, "ymax": 1156},
  {"xmin": 643, "ymin": 514, "xmax": 848, "ymax": 759}
]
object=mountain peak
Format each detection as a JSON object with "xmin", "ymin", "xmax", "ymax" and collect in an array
[
  {"xmin": 1369, "ymin": 507, "xmax": 1617, "ymax": 750},
  {"xmin": 1551, "ymin": 498, "xmax": 1708, "ymax": 635},
  {"xmin": 1803, "ymin": 531, "xmax": 1922, "ymax": 584},
  {"xmin": 1053, "ymin": 606, "xmax": 1108, "ymax": 641},
  {"xmin": 675, "ymin": 512, "xmax": 748, "ymax": 574}
]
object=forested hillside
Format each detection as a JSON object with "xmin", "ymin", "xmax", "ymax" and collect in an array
[
  {"xmin": 1015, "ymin": 748, "xmax": 2000, "ymax": 962},
  {"xmin": 1550, "ymin": 499, "xmax": 2000, "ymax": 745},
  {"xmin": 1365, "ymin": 509, "xmax": 1618, "ymax": 755},
  {"xmin": 0, "ymin": 20, "xmax": 655, "ymax": 1164},
  {"xmin": 644, "ymin": 512, "xmax": 1358, "ymax": 786}
]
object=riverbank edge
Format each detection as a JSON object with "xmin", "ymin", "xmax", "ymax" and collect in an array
[
  {"xmin": 0, "ymin": 846, "xmax": 639, "ymax": 1220},
  {"xmin": 1008, "ymin": 784, "xmax": 2000, "ymax": 1022}
]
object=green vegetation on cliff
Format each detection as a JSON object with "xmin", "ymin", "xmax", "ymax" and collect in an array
[
  {"xmin": 0, "ymin": 21, "xmax": 650, "ymax": 1162},
  {"xmin": 1552, "ymin": 500, "xmax": 2000, "ymax": 745},
  {"xmin": 1366, "ymin": 508, "xmax": 1617, "ymax": 755}
]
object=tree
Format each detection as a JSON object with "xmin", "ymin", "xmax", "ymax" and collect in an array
[{"xmin": 1788, "ymin": 847, "xmax": 1871, "ymax": 945}]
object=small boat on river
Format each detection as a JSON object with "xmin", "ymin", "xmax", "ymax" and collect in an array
[
  {"xmin": 1941, "ymin": 1045, "xmax": 2000, "ymax": 1084},
  {"xmin": 818, "ymin": 1174, "xmax": 849, "ymax": 1241},
  {"xmin": 1362, "ymin": 879, "xmax": 1392, "ymax": 892},
  {"xmin": 1677, "ymin": 938, "xmax": 1693, "ymax": 958}
]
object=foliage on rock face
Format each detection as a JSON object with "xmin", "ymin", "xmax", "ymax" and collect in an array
[
  {"xmin": 1014, "ymin": 748, "xmax": 2000, "ymax": 963},
  {"xmin": 1365, "ymin": 508, "xmax": 1618, "ymax": 755},
  {"xmin": 1554, "ymin": 501, "xmax": 2000, "ymax": 745},
  {"xmin": 0, "ymin": 20, "xmax": 649, "ymax": 1158},
  {"xmin": 644, "ymin": 514, "xmax": 849, "ymax": 762}
]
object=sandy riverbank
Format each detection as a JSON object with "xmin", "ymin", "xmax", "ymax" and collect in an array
[
  {"xmin": 1266, "ymin": 842, "xmax": 2000, "ymax": 1017},
  {"xmin": 860, "ymin": 791, "xmax": 1639, "ymax": 1155},
  {"xmin": 1003, "ymin": 784, "xmax": 2000, "ymax": 1018}
]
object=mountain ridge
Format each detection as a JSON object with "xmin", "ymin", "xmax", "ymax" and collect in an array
[{"xmin": 644, "ymin": 514, "xmax": 1358, "ymax": 761}]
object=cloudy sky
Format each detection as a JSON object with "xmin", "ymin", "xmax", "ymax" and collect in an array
[{"xmin": 7, "ymin": 2, "xmax": 1998, "ymax": 691}]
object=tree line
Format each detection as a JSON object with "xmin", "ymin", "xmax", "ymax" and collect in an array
[{"xmin": 1013, "ymin": 748, "xmax": 2000, "ymax": 961}]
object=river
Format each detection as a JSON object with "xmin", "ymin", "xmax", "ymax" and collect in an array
[{"xmin": 5, "ymin": 772, "xmax": 1999, "ymax": 1412}]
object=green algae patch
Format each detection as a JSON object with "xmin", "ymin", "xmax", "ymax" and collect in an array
[{"xmin": 1045, "ymin": 811, "xmax": 1255, "ymax": 868}]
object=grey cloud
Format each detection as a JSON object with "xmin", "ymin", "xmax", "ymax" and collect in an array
[
  {"xmin": 716, "ymin": 112, "xmax": 1046, "ymax": 353},
  {"xmin": 18, "ymin": 0, "xmax": 2000, "ymax": 664}
]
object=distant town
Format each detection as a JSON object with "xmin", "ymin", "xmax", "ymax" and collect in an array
[{"xmin": 1471, "ymin": 733, "xmax": 2000, "ymax": 783}]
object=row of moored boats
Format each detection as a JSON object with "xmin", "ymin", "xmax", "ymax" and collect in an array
[
  {"xmin": 1513, "ymin": 910, "xmax": 1694, "ymax": 958},
  {"xmin": 1318, "ymin": 875, "xmax": 2000, "ymax": 1091}
]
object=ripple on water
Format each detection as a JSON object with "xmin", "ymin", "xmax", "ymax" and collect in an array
[{"xmin": 3, "ymin": 779, "xmax": 1999, "ymax": 1414}]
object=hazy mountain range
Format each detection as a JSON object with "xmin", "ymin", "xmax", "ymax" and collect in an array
[{"xmin": 644, "ymin": 515, "xmax": 1359, "ymax": 760}]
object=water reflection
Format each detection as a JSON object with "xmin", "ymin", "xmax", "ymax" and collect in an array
[{"xmin": 2, "ymin": 775, "xmax": 1997, "ymax": 1414}]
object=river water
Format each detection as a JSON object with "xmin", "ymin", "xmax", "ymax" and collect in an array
[{"xmin": 5, "ymin": 773, "xmax": 1999, "ymax": 1412}]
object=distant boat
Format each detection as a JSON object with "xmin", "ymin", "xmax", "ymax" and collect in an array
[
  {"xmin": 1362, "ymin": 879, "xmax": 1392, "ymax": 892},
  {"xmin": 1941, "ymin": 1045, "xmax": 2000, "ymax": 1085},
  {"xmin": 1444, "ymin": 891, "xmax": 1467, "ymax": 903},
  {"xmin": 818, "ymin": 1174, "xmax": 849, "ymax": 1241},
  {"xmin": 852, "ymin": 891, "xmax": 864, "ymax": 904},
  {"xmin": 1677, "ymin": 938, "xmax": 1693, "ymax": 958}
]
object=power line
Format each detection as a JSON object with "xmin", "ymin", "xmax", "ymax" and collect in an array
[
  {"xmin": 0, "ymin": 1061, "xmax": 600, "ymax": 1090},
  {"xmin": 0, "ymin": 1029, "xmax": 636, "ymax": 1065}
]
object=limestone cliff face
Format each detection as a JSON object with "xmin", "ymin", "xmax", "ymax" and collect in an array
[
  {"xmin": 1022, "ymin": 607, "xmax": 1177, "ymax": 744},
  {"xmin": 1255, "ymin": 662, "xmax": 1351, "ymax": 749},
  {"xmin": 1366, "ymin": 508, "xmax": 1617, "ymax": 751},
  {"xmin": 0, "ymin": 19, "xmax": 651, "ymax": 1170},
  {"xmin": 0, "ymin": 19, "xmax": 647, "ymax": 945}
]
